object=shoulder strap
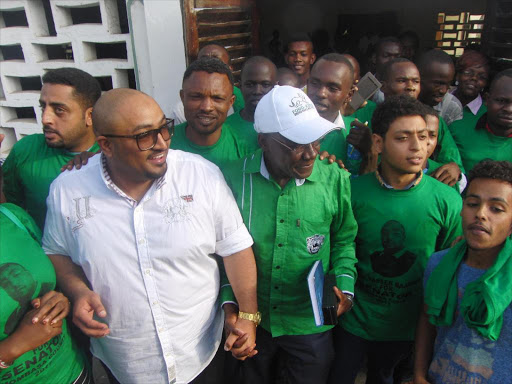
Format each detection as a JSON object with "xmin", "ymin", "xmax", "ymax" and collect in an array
[{"xmin": 0, "ymin": 205, "xmax": 30, "ymax": 236}]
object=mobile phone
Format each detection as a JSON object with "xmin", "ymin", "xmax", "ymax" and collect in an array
[{"xmin": 349, "ymin": 72, "xmax": 382, "ymax": 111}]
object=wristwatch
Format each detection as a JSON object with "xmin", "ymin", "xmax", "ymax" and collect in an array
[
  {"xmin": 238, "ymin": 311, "xmax": 262, "ymax": 326},
  {"xmin": 344, "ymin": 293, "xmax": 354, "ymax": 311}
]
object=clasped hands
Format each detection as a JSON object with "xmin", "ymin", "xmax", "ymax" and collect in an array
[{"xmin": 223, "ymin": 303, "xmax": 258, "ymax": 361}]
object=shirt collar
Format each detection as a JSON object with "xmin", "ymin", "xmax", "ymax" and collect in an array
[
  {"xmin": 375, "ymin": 167, "xmax": 423, "ymax": 190},
  {"xmin": 100, "ymin": 153, "xmax": 167, "ymax": 205},
  {"xmin": 466, "ymin": 93, "xmax": 483, "ymax": 115},
  {"xmin": 333, "ymin": 112, "xmax": 346, "ymax": 129},
  {"xmin": 243, "ymin": 149, "xmax": 319, "ymax": 186}
]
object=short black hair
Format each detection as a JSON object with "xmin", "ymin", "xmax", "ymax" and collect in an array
[
  {"xmin": 468, "ymin": 160, "xmax": 512, "ymax": 188},
  {"xmin": 316, "ymin": 53, "xmax": 354, "ymax": 79},
  {"xmin": 183, "ymin": 57, "xmax": 234, "ymax": 87},
  {"xmin": 42, "ymin": 67, "xmax": 101, "ymax": 109},
  {"xmin": 422, "ymin": 104, "xmax": 439, "ymax": 118},
  {"xmin": 381, "ymin": 58, "xmax": 414, "ymax": 81},
  {"xmin": 372, "ymin": 94, "xmax": 426, "ymax": 137},
  {"xmin": 375, "ymin": 37, "xmax": 402, "ymax": 54},
  {"xmin": 417, "ymin": 49, "xmax": 454, "ymax": 75},
  {"xmin": 490, "ymin": 68, "xmax": 512, "ymax": 92},
  {"xmin": 286, "ymin": 33, "xmax": 313, "ymax": 51},
  {"xmin": 399, "ymin": 31, "xmax": 419, "ymax": 47}
]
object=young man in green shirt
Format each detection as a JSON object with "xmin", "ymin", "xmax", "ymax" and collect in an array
[
  {"xmin": 171, "ymin": 57, "xmax": 259, "ymax": 168},
  {"xmin": 224, "ymin": 56, "xmax": 277, "ymax": 143},
  {"xmin": 170, "ymin": 42, "xmax": 245, "ymax": 125},
  {"xmin": 449, "ymin": 69, "xmax": 512, "ymax": 173},
  {"xmin": 307, "ymin": 53, "xmax": 367, "ymax": 174},
  {"xmin": 223, "ymin": 85, "xmax": 358, "ymax": 384},
  {"xmin": 328, "ymin": 95, "xmax": 462, "ymax": 384},
  {"xmin": 2, "ymin": 68, "xmax": 101, "ymax": 230}
]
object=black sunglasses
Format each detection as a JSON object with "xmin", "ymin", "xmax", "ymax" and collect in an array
[{"xmin": 103, "ymin": 118, "xmax": 174, "ymax": 151}]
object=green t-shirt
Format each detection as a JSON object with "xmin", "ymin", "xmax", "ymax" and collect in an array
[
  {"xmin": 233, "ymin": 86, "xmax": 245, "ymax": 114},
  {"xmin": 350, "ymin": 99, "xmax": 377, "ymax": 128},
  {"xmin": 449, "ymin": 113, "xmax": 512, "ymax": 173},
  {"xmin": 0, "ymin": 203, "xmax": 85, "ymax": 384},
  {"xmin": 425, "ymin": 158, "xmax": 460, "ymax": 193},
  {"xmin": 170, "ymin": 122, "xmax": 259, "ymax": 168},
  {"xmin": 223, "ymin": 111, "xmax": 259, "ymax": 144},
  {"xmin": 434, "ymin": 116, "xmax": 465, "ymax": 173},
  {"xmin": 320, "ymin": 115, "xmax": 360, "ymax": 174},
  {"xmin": 222, "ymin": 150, "xmax": 358, "ymax": 337},
  {"xmin": 2, "ymin": 134, "xmax": 100, "ymax": 230},
  {"xmin": 341, "ymin": 173, "xmax": 462, "ymax": 341}
]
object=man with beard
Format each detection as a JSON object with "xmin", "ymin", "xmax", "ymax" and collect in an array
[
  {"xmin": 43, "ymin": 88, "xmax": 259, "ymax": 384},
  {"xmin": 2, "ymin": 68, "xmax": 101, "ymax": 230},
  {"xmin": 171, "ymin": 58, "xmax": 259, "ymax": 167},
  {"xmin": 224, "ymin": 56, "xmax": 278, "ymax": 143}
]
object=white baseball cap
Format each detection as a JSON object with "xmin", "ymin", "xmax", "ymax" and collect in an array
[{"xmin": 254, "ymin": 85, "xmax": 339, "ymax": 144}]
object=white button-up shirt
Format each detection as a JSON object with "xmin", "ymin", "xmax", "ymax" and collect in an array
[{"xmin": 43, "ymin": 151, "xmax": 253, "ymax": 384}]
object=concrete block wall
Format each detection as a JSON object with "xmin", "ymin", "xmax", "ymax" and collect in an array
[{"xmin": 0, "ymin": 0, "xmax": 135, "ymax": 158}]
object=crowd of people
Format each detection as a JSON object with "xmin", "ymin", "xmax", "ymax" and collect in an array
[{"xmin": 0, "ymin": 30, "xmax": 511, "ymax": 384}]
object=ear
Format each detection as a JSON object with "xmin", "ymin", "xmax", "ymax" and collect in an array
[
  {"xmin": 310, "ymin": 53, "xmax": 316, "ymax": 65},
  {"xmin": 84, "ymin": 107, "xmax": 93, "ymax": 128},
  {"xmin": 381, "ymin": 80, "xmax": 388, "ymax": 95},
  {"xmin": 229, "ymin": 91, "xmax": 236, "ymax": 108},
  {"xmin": 179, "ymin": 89, "xmax": 185, "ymax": 104},
  {"xmin": 258, "ymin": 134, "xmax": 269, "ymax": 151},
  {"xmin": 370, "ymin": 53, "xmax": 376, "ymax": 65},
  {"xmin": 97, "ymin": 136, "xmax": 113, "ymax": 158},
  {"xmin": 373, "ymin": 133, "xmax": 384, "ymax": 154}
]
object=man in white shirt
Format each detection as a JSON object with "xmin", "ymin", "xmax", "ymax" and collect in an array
[{"xmin": 43, "ymin": 88, "xmax": 259, "ymax": 384}]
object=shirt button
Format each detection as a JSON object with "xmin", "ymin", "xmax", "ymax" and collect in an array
[
  {"xmin": 275, "ymin": 266, "xmax": 280, "ymax": 269},
  {"xmin": 279, "ymin": 219, "xmax": 284, "ymax": 223},
  {"xmin": 145, "ymin": 269, "xmax": 151, "ymax": 275},
  {"xmin": 274, "ymin": 286, "xmax": 279, "ymax": 290},
  {"xmin": 138, "ymin": 238, "xmax": 146, "ymax": 245},
  {"xmin": 273, "ymin": 306, "xmax": 277, "ymax": 310},
  {"xmin": 153, "ymin": 301, "xmax": 159, "ymax": 305},
  {"xmin": 165, "ymin": 352, "xmax": 172, "ymax": 357},
  {"xmin": 278, "ymin": 243, "xmax": 283, "ymax": 247}
]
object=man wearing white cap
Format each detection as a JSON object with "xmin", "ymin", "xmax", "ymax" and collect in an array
[{"xmin": 222, "ymin": 85, "xmax": 358, "ymax": 384}]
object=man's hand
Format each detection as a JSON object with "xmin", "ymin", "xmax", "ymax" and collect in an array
[
  {"xmin": 60, "ymin": 151, "xmax": 98, "ymax": 172},
  {"xmin": 333, "ymin": 286, "xmax": 353, "ymax": 317},
  {"xmin": 31, "ymin": 290, "xmax": 70, "ymax": 326},
  {"xmin": 223, "ymin": 304, "xmax": 257, "ymax": 360},
  {"xmin": 72, "ymin": 288, "xmax": 109, "ymax": 338},
  {"xmin": 347, "ymin": 120, "xmax": 372, "ymax": 155},
  {"xmin": 319, "ymin": 151, "xmax": 348, "ymax": 171},
  {"xmin": 430, "ymin": 162, "xmax": 461, "ymax": 187}
]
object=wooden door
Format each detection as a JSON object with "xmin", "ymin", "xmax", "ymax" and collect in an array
[{"xmin": 183, "ymin": 0, "xmax": 260, "ymax": 82}]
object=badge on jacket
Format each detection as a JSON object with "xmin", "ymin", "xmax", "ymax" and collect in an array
[{"xmin": 306, "ymin": 234, "xmax": 325, "ymax": 254}]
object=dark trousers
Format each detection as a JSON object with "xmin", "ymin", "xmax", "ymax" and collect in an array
[
  {"xmin": 100, "ymin": 342, "xmax": 224, "ymax": 384},
  {"xmin": 328, "ymin": 326, "xmax": 412, "ymax": 384},
  {"xmin": 238, "ymin": 327, "xmax": 334, "ymax": 384}
]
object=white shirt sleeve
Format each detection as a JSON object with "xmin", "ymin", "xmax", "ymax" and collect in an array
[
  {"xmin": 211, "ymin": 168, "xmax": 253, "ymax": 257},
  {"xmin": 42, "ymin": 179, "xmax": 74, "ymax": 258}
]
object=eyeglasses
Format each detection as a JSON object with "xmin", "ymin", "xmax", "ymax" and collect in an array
[
  {"xmin": 271, "ymin": 136, "xmax": 322, "ymax": 155},
  {"xmin": 460, "ymin": 70, "xmax": 488, "ymax": 82},
  {"xmin": 103, "ymin": 118, "xmax": 174, "ymax": 151}
]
